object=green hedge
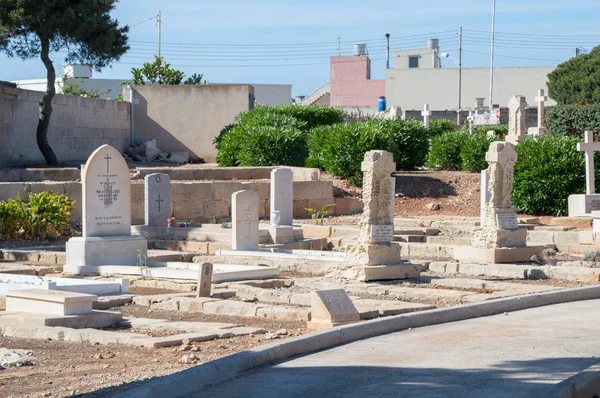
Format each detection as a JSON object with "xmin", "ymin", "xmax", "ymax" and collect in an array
[
  {"xmin": 426, "ymin": 131, "xmax": 468, "ymax": 170},
  {"xmin": 544, "ymin": 105, "xmax": 600, "ymax": 136},
  {"xmin": 0, "ymin": 191, "xmax": 74, "ymax": 239},
  {"xmin": 216, "ymin": 114, "xmax": 306, "ymax": 167},
  {"xmin": 512, "ymin": 134, "xmax": 592, "ymax": 216},
  {"xmin": 428, "ymin": 119, "xmax": 458, "ymax": 138},
  {"xmin": 470, "ymin": 124, "xmax": 508, "ymax": 140},
  {"xmin": 460, "ymin": 133, "xmax": 495, "ymax": 172},
  {"xmin": 308, "ymin": 119, "xmax": 429, "ymax": 185}
]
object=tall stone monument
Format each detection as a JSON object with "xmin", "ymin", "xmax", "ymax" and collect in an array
[
  {"xmin": 268, "ymin": 168, "xmax": 294, "ymax": 244},
  {"xmin": 144, "ymin": 173, "xmax": 170, "ymax": 227},
  {"xmin": 528, "ymin": 89, "xmax": 548, "ymax": 136},
  {"xmin": 65, "ymin": 145, "xmax": 147, "ymax": 274},
  {"xmin": 506, "ymin": 95, "xmax": 527, "ymax": 144},
  {"xmin": 568, "ymin": 131, "xmax": 600, "ymax": 216},
  {"xmin": 232, "ymin": 190, "xmax": 259, "ymax": 251},
  {"xmin": 454, "ymin": 142, "xmax": 542, "ymax": 263},
  {"xmin": 338, "ymin": 150, "xmax": 421, "ymax": 281}
]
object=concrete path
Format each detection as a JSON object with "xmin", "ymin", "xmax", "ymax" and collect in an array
[{"xmin": 199, "ymin": 299, "xmax": 600, "ymax": 398}]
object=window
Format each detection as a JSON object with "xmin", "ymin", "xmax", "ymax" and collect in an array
[{"xmin": 409, "ymin": 56, "xmax": 419, "ymax": 69}]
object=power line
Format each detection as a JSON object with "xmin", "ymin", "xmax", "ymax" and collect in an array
[
  {"xmin": 462, "ymin": 49, "xmax": 564, "ymax": 63},
  {"xmin": 128, "ymin": 16, "xmax": 157, "ymax": 28}
]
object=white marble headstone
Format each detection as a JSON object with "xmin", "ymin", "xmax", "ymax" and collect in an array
[
  {"xmin": 82, "ymin": 145, "xmax": 131, "ymax": 237},
  {"xmin": 232, "ymin": 190, "xmax": 259, "ymax": 251},
  {"xmin": 270, "ymin": 168, "xmax": 293, "ymax": 226},
  {"xmin": 144, "ymin": 173, "xmax": 171, "ymax": 227}
]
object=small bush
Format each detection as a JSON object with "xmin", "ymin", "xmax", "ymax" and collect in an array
[
  {"xmin": 544, "ymin": 105, "xmax": 600, "ymax": 136},
  {"xmin": 378, "ymin": 118, "xmax": 429, "ymax": 170},
  {"xmin": 237, "ymin": 124, "xmax": 308, "ymax": 167},
  {"xmin": 512, "ymin": 134, "xmax": 587, "ymax": 216},
  {"xmin": 0, "ymin": 191, "xmax": 74, "ymax": 240},
  {"xmin": 270, "ymin": 105, "xmax": 345, "ymax": 130},
  {"xmin": 470, "ymin": 124, "xmax": 508, "ymax": 140},
  {"xmin": 428, "ymin": 119, "xmax": 457, "ymax": 138},
  {"xmin": 460, "ymin": 133, "xmax": 495, "ymax": 172},
  {"xmin": 426, "ymin": 131, "xmax": 468, "ymax": 170}
]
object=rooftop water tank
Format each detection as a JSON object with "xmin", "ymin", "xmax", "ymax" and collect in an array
[
  {"xmin": 353, "ymin": 43, "xmax": 367, "ymax": 56},
  {"xmin": 427, "ymin": 38, "xmax": 439, "ymax": 51}
]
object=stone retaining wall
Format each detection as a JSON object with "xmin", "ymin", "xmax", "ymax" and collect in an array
[{"xmin": 0, "ymin": 180, "xmax": 362, "ymax": 223}]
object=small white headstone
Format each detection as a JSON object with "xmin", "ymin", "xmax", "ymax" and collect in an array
[
  {"xmin": 144, "ymin": 173, "xmax": 171, "ymax": 227},
  {"xmin": 82, "ymin": 145, "xmax": 131, "ymax": 237},
  {"xmin": 232, "ymin": 190, "xmax": 259, "ymax": 251},
  {"xmin": 196, "ymin": 263, "xmax": 213, "ymax": 298},
  {"xmin": 310, "ymin": 289, "xmax": 360, "ymax": 324},
  {"xmin": 270, "ymin": 168, "xmax": 293, "ymax": 226}
]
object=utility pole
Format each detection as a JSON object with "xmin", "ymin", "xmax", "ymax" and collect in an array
[
  {"xmin": 337, "ymin": 36, "xmax": 341, "ymax": 56},
  {"xmin": 458, "ymin": 26, "xmax": 463, "ymax": 126},
  {"xmin": 157, "ymin": 10, "xmax": 162, "ymax": 58},
  {"xmin": 385, "ymin": 33, "xmax": 390, "ymax": 69},
  {"xmin": 489, "ymin": 0, "xmax": 496, "ymax": 111}
]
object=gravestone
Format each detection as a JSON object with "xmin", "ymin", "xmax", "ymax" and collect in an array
[
  {"xmin": 568, "ymin": 131, "xmax": 600, "ymax": 216},
  {"xmin": 421, "ymin": 104, "xmax": 431, "ymax": 128},
  {"xmin": 528, "ymin": 89, "xmax": 548, "ymax": 136},
  {"xmin": 144, "ymin": 173, "xmax": 171, "ymax": 227},
  {"xmin": 389, "ymin": 176, "xmax": 396, "ymax": 220},
  {"xmin": 341, "ymin": 151, "xmax": 422, "ymax": 281},
  {"xmin": 5, "ymin": 290, "xmax": 96, "ymax": 316},
  {"xmin": 455, "ymin": 142, "xmax": 543, "ymax": 263},
  {"xmin": 480, "ymin": 169, "xmax": 490, "ymax": 226},
  {"xmin": 196, "ymin": 263, "xmax": 213, "ymax": 298},
  {"xmin": 506, "ymin": 95, "xmax": 527, "ymax": 143},
  {"xmin": 232, "ymin": 190, "xmax": 259, "ymax": 251},
  {"xmin": 306, "ymin": 289, "xmax": 360, "ymax": 331},
  {"xmin": 268, "ymin": 168, "xmax": 294, "ymax": 244},
  {"xmin": 65, "ymin": 145, "xmax": 147, "ymax": 274}
]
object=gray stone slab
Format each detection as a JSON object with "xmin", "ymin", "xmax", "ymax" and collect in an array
[{"xmin": 145, "ymin": 173, "xmax": 171, "ymax": 227}]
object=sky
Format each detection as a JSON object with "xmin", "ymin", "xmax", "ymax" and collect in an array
[{"xmin": 2, "ymin": 0, "xmax": 600, "ymax": 96}]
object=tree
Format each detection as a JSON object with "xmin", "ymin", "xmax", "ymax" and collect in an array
[
  {"xmin": 131, "ymin": 56, "xmax": 185, "ymax": 85},
  {"xmin": 184, "ymin": 73, "xmax": 204, "ymax": 85},
  {"xmin": 548, "ymin": 46, "xmax": 600, "ymax": 105},
  {"xmin": 0, "ymin": 1, "xmax": 128, "ymax": 165}
]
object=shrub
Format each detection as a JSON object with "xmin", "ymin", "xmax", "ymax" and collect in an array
[
  {"xmin": 512, "ymin": 134, "xmax": 588, "ymax": 216},
  {"xmin": 428, "ymin": 119, "xmax": 457, "ymax": 138},
  {"xmin": 270, "ymin": 105, "xmax": 345, "ymax": 130},
  {"xmin": 378, "ymin": 118, "xmax": 429, "ymax": 170},
  {"xmin": 470, "ymin": 124, "xmax": 508, "ymax": 140},
  {"xmin": 216, "ymin": 114, "xmax": 306, "ymax": 167},
  {"xmin": 460, "ymin": 133, "xmax": 495, "ymax": 172},
  {"xmin": 426, "ymin": 131, "xmax": 468, "ymax": 170},
  {"xmin": 311, "ymin": 122, "xmax": 396, "ymax": 186},
  {"xmin": 0, "ymin": 191, "xmax": 74, "ymax": 239},
  {"xmin": 308, "ymin": 119, "xmax": 429, "ymax": 185},
  {"xmin": 544, "ymin": 105, "xmax": 600, "ymax": 137}
]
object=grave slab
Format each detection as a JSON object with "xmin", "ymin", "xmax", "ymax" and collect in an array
[
  {"xmin": 145, "ymin": 173, "xmax": 171, "ymax": 227},
  {"xmin": 453, "ymin": 246, "xmax": 544, "ymax": 263},
  {"xmin": 0, "ymin": 310, "xmax": 122, "ymax": 329},
  {"xmin": 568, "ymin": 194, "xmax": 600, "ymax": 217},
  {"xmin": 5, "ymin": 289, "xmax": 96, "ymax": 316},
  {"xmin": 64, "ymin": 235, "xmax": 147, "ymax": 273}
]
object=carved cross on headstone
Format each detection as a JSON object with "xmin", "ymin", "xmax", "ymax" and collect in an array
[
  {"xmin": 240, "ymin": 204, "xmax": 253, "ymax": 239},
  {"xmin": 155, "ymin": 194, "xmax": 164, "ymax": 212},
  {"xmin": 104, "ymin": 153, "xmax": 112, "ymax": 173},
  {"xmin": 577, "ymin": 131, "xmax": 600, "ymax": 195},
  {"xmin": 421, "ymin": 104, "xmax": 431, "ymax": 128},
  {"xmin": 535, "ymin": 89, "xmax": 549, "ymax": 134}
]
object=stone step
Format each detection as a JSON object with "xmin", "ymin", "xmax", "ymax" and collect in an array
[
  {"xmin": 132, "ymin": 225, "xmax": 233, "ymax": 243},
  {"xmin": 147, "ymin": 250, "xmax": 196, "ymax": 262},
  {"xmin": 393, "ymin": 235, "xmax": 426, "ymax": 243},
  {"xmin": 393, "ymin": 228, "xmax": 440, "ymax": 236},
  {"xmin": 425, "ymin": 236, "xmax": 472, "ymax": 245},
  {"xmin": 149, "ymin": 240, "xmax": 230, "ymax": 255}
]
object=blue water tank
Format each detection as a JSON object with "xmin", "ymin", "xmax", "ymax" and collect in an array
[{"xmin": 378, "ymin": 96, "xmax": 386, "ymax": 112}]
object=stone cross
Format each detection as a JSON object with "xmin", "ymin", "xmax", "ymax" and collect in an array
[
  {"xmin": 506, "ymin": 95, "xmax": 527, "ymax": 143},
  {"xmin": 421, "ymin": 104, "xmax": 431, "ymax": 128},
  {"xmin": 534, "ymin": 89, "xmax": 548, "ymax": 135},
  {"xmin": 196, "ymin": 263, "xmax": 213, "ymax": 298},
  {"xmin": 144, "ymin": 173, "xmax": 171, "ymax": 227},
  {"xmin": 358, "ymin": 150, "xmax": 396, "ymax": 244},
  {"xmin": 270, "ymin": 168, "xmax": 293, "ymax": 226},
  {"xmin": 486, "ymin": 141, "xmax": 517, "ymax": 208},
  {"xmin": 577, "ymin": 131, "xmax": 600, "ymax": 195},
  {"xmin": 232, "ymin": 190, "xmax": 259, "ymax": 251}
]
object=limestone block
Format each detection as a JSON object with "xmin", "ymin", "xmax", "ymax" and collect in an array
[
  {"xmin": 292, "ymin": 199, "xmax": 310, "ymax": 218},
  {"xmin": 453, "ymin": 246, "xmax": 544, "ymax": 264},
  {"xmin": 256, "ymin": 306, "xmax": 310, "ymax": 321},
  {"xmin": 173, "ymin": 200, "xmax": 206, "ymax": 221},
  {"xmin": 202, "ymin": 300, "xmax": 260, "ymax": 317},
  {"xmin": 294, "ymin": 181, "xmax": 334, "ymax": 199},
  {"xmin": 241, "ymin": 181, "xmax": 270, "ymax": 199},
  {"xmin": 302, "ymin": 225, "xmax": 332, "ymax": 239},
  {"xmin": 568, "ymin": 194, "xmax": 600, "ymax": 217},
  {"xmin": 344, "ymin": 243, "xmax": 402, "ymax": 266},
  {"xmin": 170, "ymin": 182, "xmax": 213, "ymax": 201},
  {"xmin": 307, "ymin": 289, "xmax": 360, "ymax": 330},
  {"xmin": 334, "ymin": 197, "xmax": 364, "ymax": 216},
  {"xmin": 5, "ymin": 290, "xmax": 96, "ymax": 316},
  {"xmin": 212, "ymin": 182, "xmax": 244, "ymax": 201},
  {"xmin": 472, "ymin": 227, "xmax": 527, "ymax": 249}
]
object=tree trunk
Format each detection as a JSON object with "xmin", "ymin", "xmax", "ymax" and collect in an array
[{"xmin": 36, "ymin": 37, "xmax": 58, "ymax": 165}]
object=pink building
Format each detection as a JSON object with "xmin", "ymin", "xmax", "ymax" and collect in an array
[{"xmin": 329, "ymin": 56, "xmax": 385, "ymax": 108}]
